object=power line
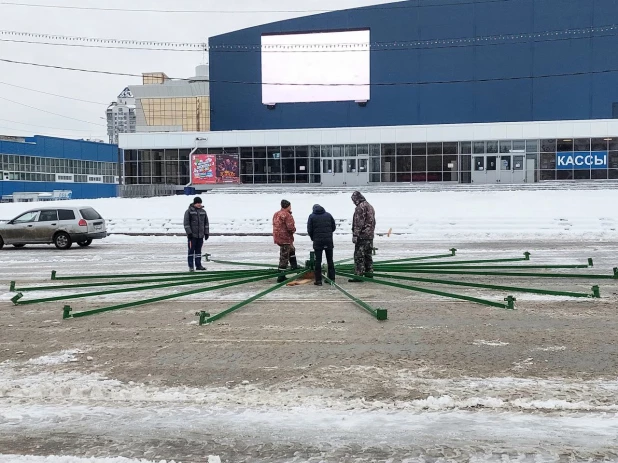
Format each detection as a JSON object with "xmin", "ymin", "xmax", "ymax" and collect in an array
[
  {"xmin": 0, "ymin": 0, "xmax": 535, "ymax": 14},
  {"xmin": 2, "ymin": 56, "xmax": 618, "ymax": 87},
  {"xmin": 0, "ymin": 95, "xmax": 106, "ymax": 126},
  {"xmin": 0, "ymin": 80, "xmax": 107, "ymax": 105}
]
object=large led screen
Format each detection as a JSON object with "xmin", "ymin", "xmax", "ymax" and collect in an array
[{"xmin": 261, "ymin": 30, "xmax": 370, "ymax": 104}]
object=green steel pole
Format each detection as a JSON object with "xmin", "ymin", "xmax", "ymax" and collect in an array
[
  {"xmin": 66, "ymin": 273, "xmax": 277, "ymax": 319},
  {"xmin": 207, "ymin": 259, "xmax": 279, "ymax": 268},
  {"xmin": 201, "ymin": 270, "xmax": 311, "ymax": 325},
  {"xmin": 366, "ymin": 264, "xmax": 591, "ymax": 270},
  {"xmin": 336, "ymin": 271, "xmax": 512, "ymax": 310},
  {"xmin": 13, "ymin": 271, "xmax": 270, "ymax": 306},
  {"xmin": 51, "ymin": 267, "xmax": 279, "ymax": 281},
  {"xmin": 12, "ymin": 270, "xmax": 278, "ymax": 293},
  {"xmin": 369, "ymin": 272, "xmax": 600, "ymax": 298},
  {"xmin": 346, "ymin": 267, "xmax": 618, "ymax": 279},
  {"xmin": 323, "ymin": 276, "xmax": 387, "ymax": 320}
]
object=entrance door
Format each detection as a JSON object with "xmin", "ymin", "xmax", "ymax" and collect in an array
[
  {"xmin": 346, "ymin": 157, "xmax": 369, "ymax": 187},
  {"xmin": 512, "ymin": 155, "xmax": 526, "ymax": 183},
  {"xmin": 321, "ymin": 158, "xmax": 345, "ymax": 186},
  {"xmin": 497, "ymin": 155, "xmax": 512, "ymax": 183}
]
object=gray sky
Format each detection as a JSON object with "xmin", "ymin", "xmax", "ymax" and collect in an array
[{"xmin": 0, "ymin": 0, "xmax": 396, "ymax": 141}]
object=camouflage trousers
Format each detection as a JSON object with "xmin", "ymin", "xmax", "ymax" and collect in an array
[
  {"xmin": 354, "ymin": 239, "xmax": 374, "ymax": 276},
  {"xmin": 278, "ymin": 244, "xmax": 296, "ymax": 269}
]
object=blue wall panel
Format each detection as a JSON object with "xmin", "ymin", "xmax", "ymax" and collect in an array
[
  {"xmin": 1, "ymin": 136, "xmax": 118, "ymax": 199},
  {"xmin": 208, "ymin": 0, "xmax": 618, "ymax": 131}
]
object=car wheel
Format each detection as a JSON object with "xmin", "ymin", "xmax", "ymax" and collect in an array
[
  {"xmin": 0, "ymin": 235, "xmax": 4, "ymax": 250},
  {"xmin": 54, "ymin": 232, "xmax": 72, "ymax": 250},
  {"xmin": 13, "ymin": 244, "xmax": 26, "ymax": 248},
  {"xmin": 77, "ymin": 239, "xmax": 93, "ymax": 247}
]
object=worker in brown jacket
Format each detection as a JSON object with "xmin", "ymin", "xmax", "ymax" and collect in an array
[{"xmin": 272, "ymin": 199, "xmax": 298, "ymax": 282}]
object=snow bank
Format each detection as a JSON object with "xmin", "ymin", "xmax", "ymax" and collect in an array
[
  {"xmin": 1, "ymin": 189, "xmax": 617, "ymax": 240},
  {"xmin": 0, "ymin": 457, "xmax": 183, "ymax": 463}
]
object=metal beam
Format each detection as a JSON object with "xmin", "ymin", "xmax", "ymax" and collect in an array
[
  {"xmin": 51, "ymin": 268, "xmax": 276, "ymax": 281},
  {"xmin": 65, "ymin": 273, "xmax": 277, "ymax": 319},
  {"xmin": 323, "ymin": 276, "xmax": 387, "ymax": 320},
  {"xmin": 13, "ymin": 271, "xmax": 265, "ymax": 306},
  {"xmin": 349, "ymin": 267, "xmax": 618, "ymax": 279},
  {"xmin": 199, "ymin": 270, "xmax": 311, "ymax": 325},
  {"xmin": 369, "ymin": 272, "xmax": 600, "ymax": 298},
  {"xmin": 336, "ymin": 271, "xmax": 512, "ymax": 310},
  {"xmin": 12, "ymin": 270, "xmax": 277, "ymax": 293}
]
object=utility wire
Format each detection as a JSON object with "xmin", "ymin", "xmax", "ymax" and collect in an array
[
  {"xmin": 0, "ymin": 80, "xmax": 108, "ymax": 105},
  {"xmin": 0, "ymin": 95, "xmax": 106, "ymax": 126},
  {"xmin": 0, "ymin": 0, "xmax": 538, "ymax": 14},
  {"xmin": 1, "ymin": 56, "xmax": 618, "ymax": 86}
]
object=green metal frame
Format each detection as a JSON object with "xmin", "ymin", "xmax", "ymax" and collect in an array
[
  {"xmin": 335, "ymin": 271, "xmax": 514, "ymax": 310},
  {"xmin": 369, "ymin": 272, "xmax": 601, "ymax": 298},
  {"xmin": 13, "ymin": 271, "xmax": 276, "ymax": 306},
  {"xmin": 65, "ymin": 273, "xmax": 277, "ymax": 319},
  {"xmin": 323, "ymin": 276, "xmax": 387, "ymax": 320},
  {"xmin": 352, "ymin": 267, "xmax": 618, "ymax": 279},
  {"xmin": 197, "ymin": 270, "xmax": 311, "ymax": 325}
]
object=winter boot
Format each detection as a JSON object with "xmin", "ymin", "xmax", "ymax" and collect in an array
[
  {"xmin": 196, "ymin": 266, "xmax": 207, "ymax": 271},
  {"xmin": 277, "ymin": 273, "xmax": 287, "ymax": 283},
  {"xmin": 289, "ymin": 256, "xmax": 299, "ymax": 270},
  {"xmin": 314, "ymin": 280, "xmax": 323, "ymax": 286}
]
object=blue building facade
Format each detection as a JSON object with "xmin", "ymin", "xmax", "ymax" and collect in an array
[
  {"xmin": 209, "ymin": 0, "xmax": 618, "ymax": 131},
  {"xmin": 0, "ymin": 136, "xmax": 119, "ymax": 200}
]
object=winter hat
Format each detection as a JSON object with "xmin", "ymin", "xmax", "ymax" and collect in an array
[
  {"xmin": 281, "ymin": 199, "xmax": 291, "ymax": 209},
  {"xmin": 193, "ymin": 196, "xmax": 203, "ymax": 205}
]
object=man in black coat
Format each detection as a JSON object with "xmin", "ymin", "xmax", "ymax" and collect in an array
[
  {"xmin": 183, "ymin": 196, "xmax": 209, "ymax": 271},
  {"xmin": 307, "ymin": 204, "xmax": 337, "ymax": 286}
]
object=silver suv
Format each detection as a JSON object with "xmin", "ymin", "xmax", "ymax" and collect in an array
[{"xmin": 0, "ymin": 206, "xmax": 107, "ymax": 250}]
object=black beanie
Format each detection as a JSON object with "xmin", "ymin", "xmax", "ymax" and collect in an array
[
  {"xmin": 281, "ymin": 199, "xmax": 291, "ymax": 209},
  {"xmin": 193, "ymin": 196, "xmax": 203, "ymax": 205}
]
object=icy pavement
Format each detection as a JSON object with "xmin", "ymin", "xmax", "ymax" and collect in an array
[{"xmin": 2, "ymin": 238, "xmax": 618, "ymax": 462}]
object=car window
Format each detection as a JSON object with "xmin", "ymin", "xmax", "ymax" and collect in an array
[
  {"xmin": 58, "ymin": 209, "xmax": 76, "ymax": 220},
  {"xmin": 80, "ymin": 208, "xmax": 102, "ymax": 220},
  {"xmin": 39, "ymin": 210, "xmax": 59, "ymax": 222},
  {"xmin": 13, "ymin": 211, "xmax": 39, "ymax": 223}
]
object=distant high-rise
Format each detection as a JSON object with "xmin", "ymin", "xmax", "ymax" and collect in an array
[
  {"xmin": 106, "ymin": 87, "xmax": 136, "ymax": 145},
  {"xmin": 129, "ymin": 65, "xmax": 210, "ymax": 133}
]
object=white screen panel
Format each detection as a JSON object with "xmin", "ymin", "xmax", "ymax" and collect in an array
[{"xmin": 261, "ymin": 30, "xmax": 370, "ymax": 104}]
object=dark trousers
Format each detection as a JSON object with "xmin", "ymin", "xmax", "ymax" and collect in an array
[
  {"xmin": 188, "ymin": 237, "xmax": 204, "ymax": 269},
  {"xmin": 315, "ymin": 248, "xmax": 335, "ymax": 282},
  {"xmin": 354, "ymin": 239, "xmax": 374, "ymax": 276}
]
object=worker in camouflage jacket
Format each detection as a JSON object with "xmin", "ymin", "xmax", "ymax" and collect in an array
[
  {"xmin": 272, "ymin": 199, "xmax": 298, "ymax": 282},
  {"xmin": 350, "ymin": 191, "xmax": 376, "ymax": 282}
]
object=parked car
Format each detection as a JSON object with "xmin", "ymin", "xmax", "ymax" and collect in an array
[{"xmin": 0, "ymin": 206, "xmax": 107, "ymax": 250}]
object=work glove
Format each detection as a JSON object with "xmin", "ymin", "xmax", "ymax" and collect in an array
[
  {"xmin": 352, "ymin": 236, "xmax": 358, "ymax": 244},
  {"xmin": 204, "ymin": 234, "xmax": 209, "ymax": 241},
  {"xmin": 187, "ymin": 233, "xmax": 193, "ymax": 240}
]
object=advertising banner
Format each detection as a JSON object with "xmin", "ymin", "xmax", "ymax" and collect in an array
[
  {"xmin": 556, "ymin": 151, "xmax": 608, "ymax": 170},
  {"xmin": 191, "ymin": 154, "xmax": 216, "ymax": 184},
  {"xmin": 216, "ymin": 154, "xmax": 240, "ymax": 184}
]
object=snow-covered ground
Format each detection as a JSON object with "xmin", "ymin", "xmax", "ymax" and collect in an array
[{"xmin": 1, "ymin": 189, "xmax": 617, "ymax": 239}]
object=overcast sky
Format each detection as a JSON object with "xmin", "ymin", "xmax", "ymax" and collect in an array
[{"xmin": 0, "ymin": 0, "xmax": 396, "ymax": 142}]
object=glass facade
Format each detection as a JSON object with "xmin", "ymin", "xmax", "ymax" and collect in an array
[
  {"xmin": 123, "ymin": 137, "xmax": 618, "ymax": 185},
  {"xmin": 141, "ymin": 97, "xmax": 210, "ymax": 132},
  {"xmin": 0, "ymin": 154, "xmax": 118, "ymax": 183}
]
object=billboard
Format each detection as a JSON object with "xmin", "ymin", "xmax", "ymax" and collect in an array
[
  {"xmin": 556, "ymin": 152, "xmax": 608, "ymax": 170},
  {"xmin": 191, "ymin": 154, "xmax": 240, "ymax": 184},
  {"xmin": 261, "ymin": 30, "xmax": 370, "ymax": 104},
  {"xmin": 216, "ymin": 154, "xmax": 240, "ymax": 183}
]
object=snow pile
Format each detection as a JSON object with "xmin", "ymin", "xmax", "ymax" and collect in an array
[
  {"xmin": 27, "ymin": 350, "xmax": 82, "ymax": 366},
  {"xmin": 1, "ymin": 189, "xmax": 617, "ymax": 240},
  {"xmin": 3, "ymin": 355, "xmax": 618, "ymax": 413}
]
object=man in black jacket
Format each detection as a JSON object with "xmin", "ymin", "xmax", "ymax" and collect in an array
[
  {"xmin": 183, "ymin": 196, "xmax": 209, "ymax": 272},
  {"xmin": 307, "ymin": 204, "xmax": 337, "ymax": 286}
]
